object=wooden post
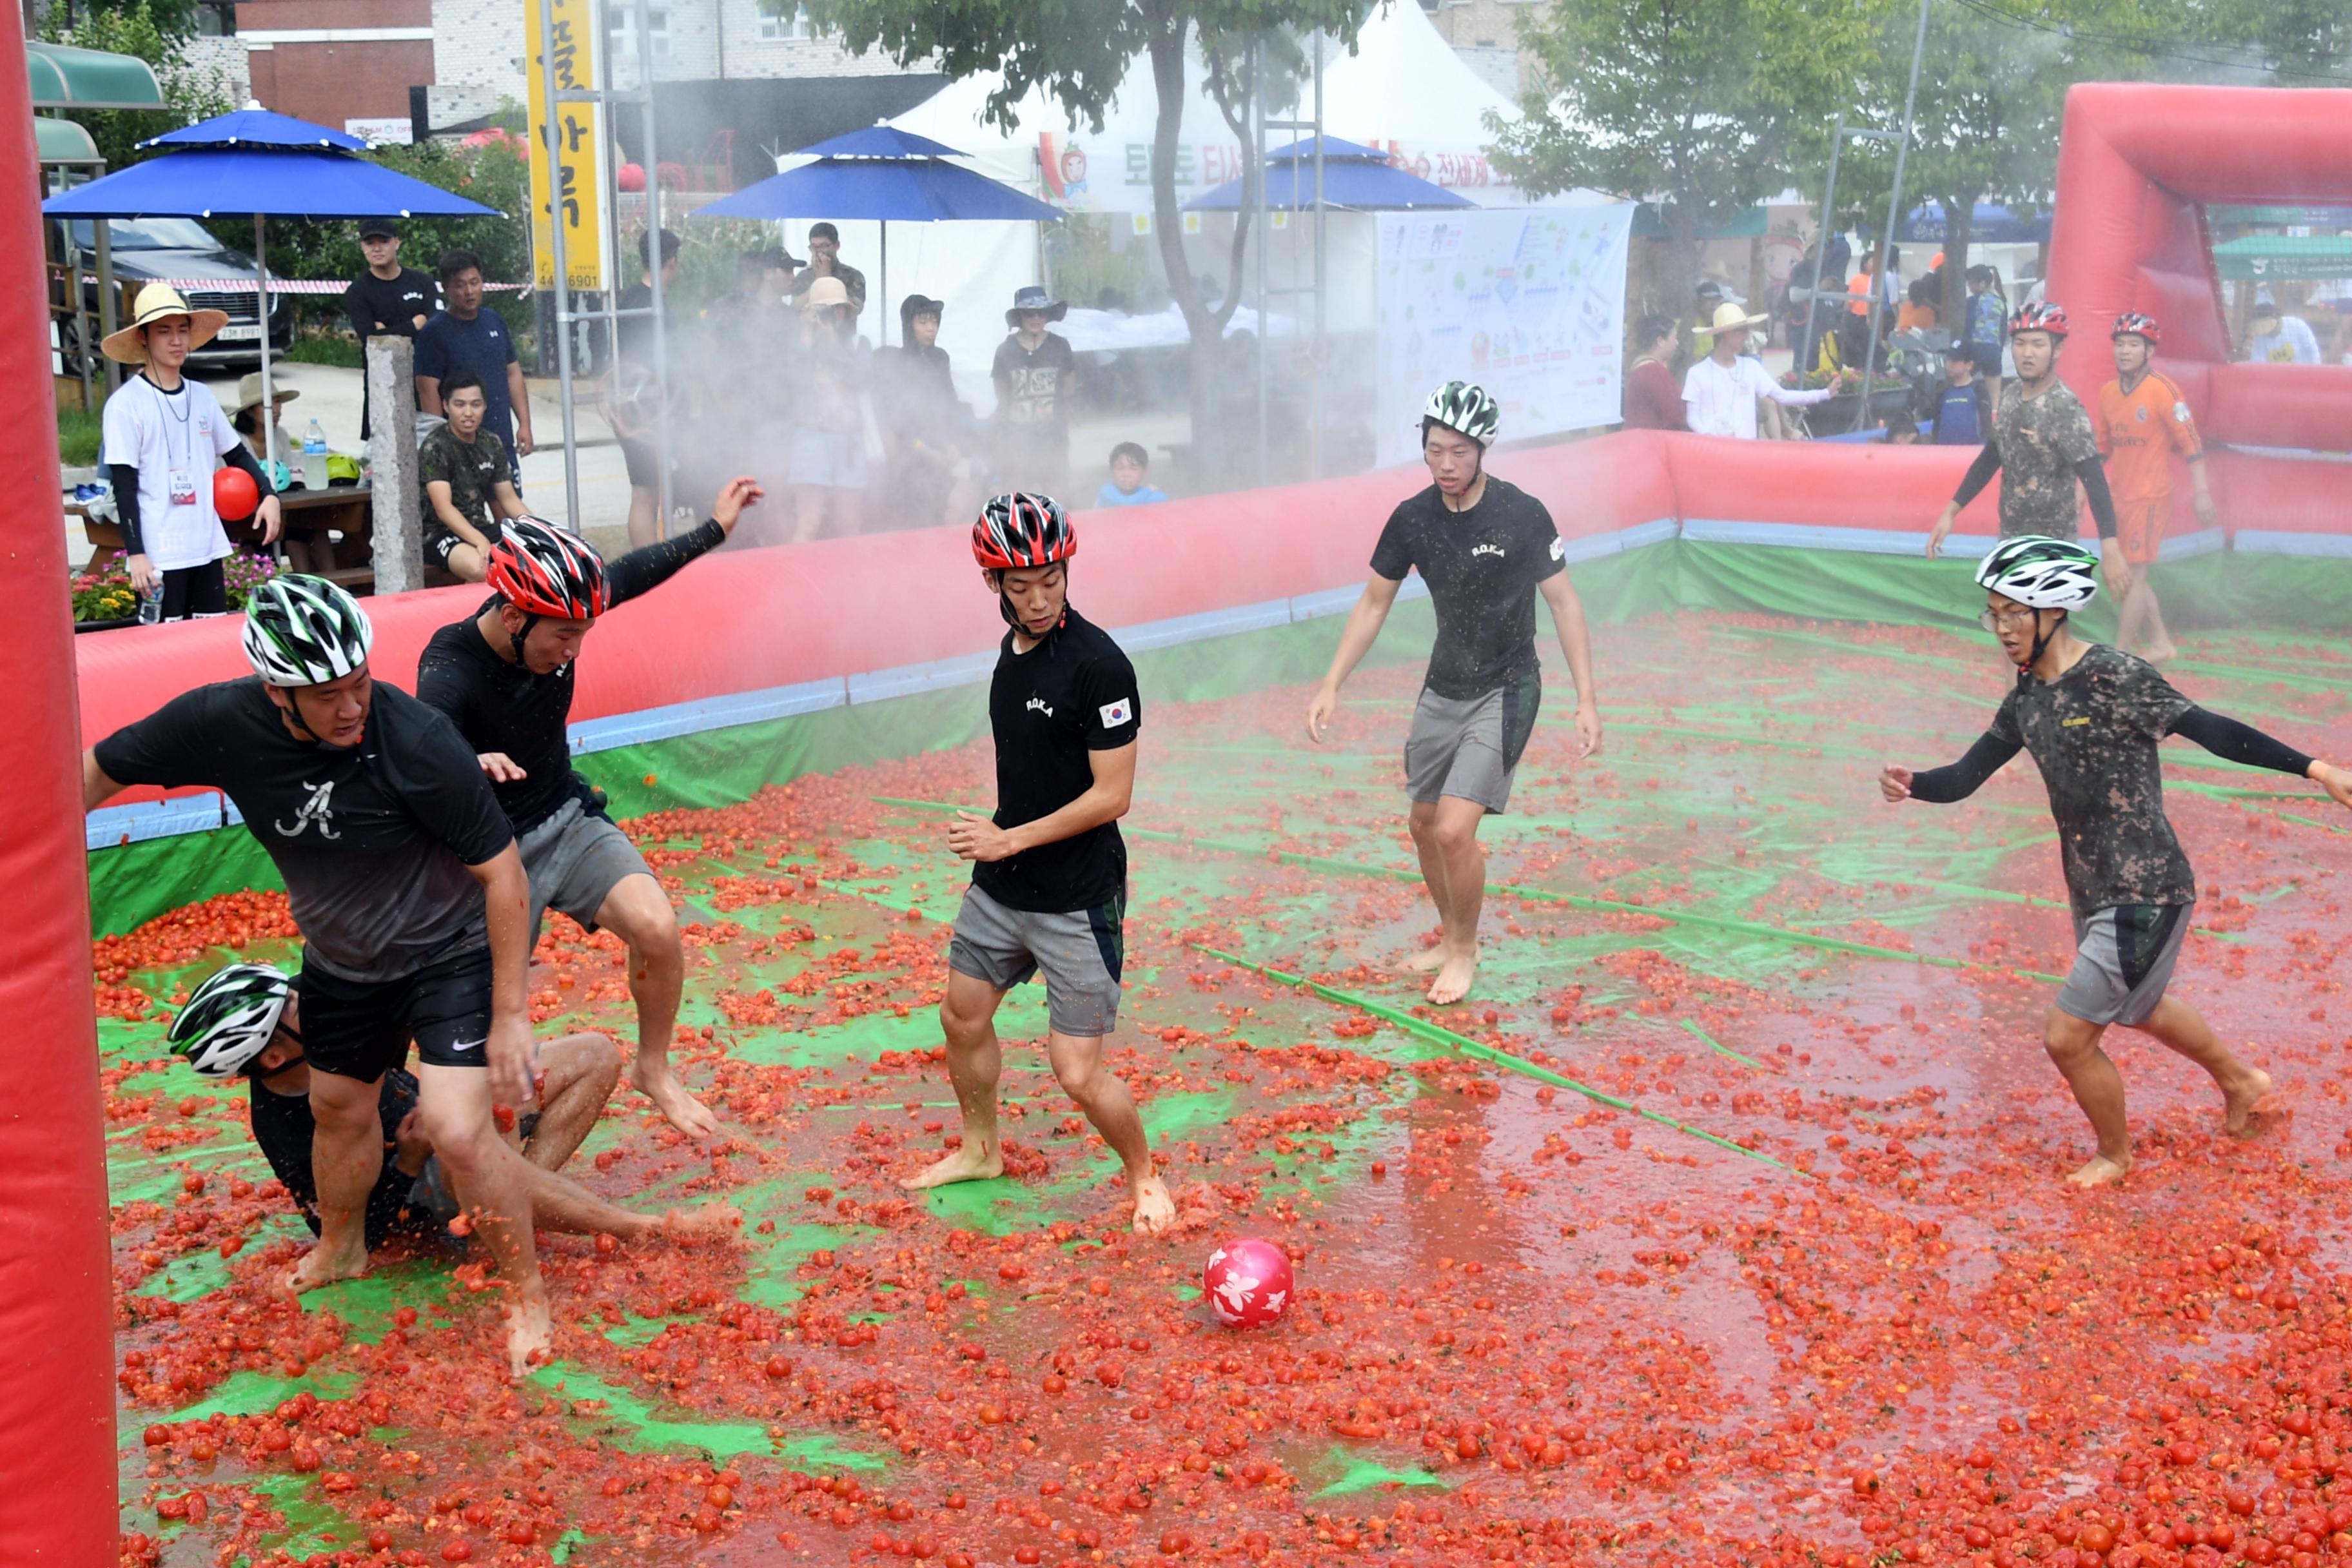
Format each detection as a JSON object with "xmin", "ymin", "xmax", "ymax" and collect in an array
[{"xmin": 366, "ymin": 335, "xmax": 426, "ymax": 595}]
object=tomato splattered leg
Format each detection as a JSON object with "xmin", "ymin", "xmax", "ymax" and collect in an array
[
  {"xmin": 2135, "ymin": 994, "xmax": 2273, "ymax": 1137},
  {"xmin": 2042, "ymin": 1007, "xmax": 2134, "ymax": 1187},
  {"xmin": 901, "ymin": 968, "xmax": 1007, "ymax": 1190}
]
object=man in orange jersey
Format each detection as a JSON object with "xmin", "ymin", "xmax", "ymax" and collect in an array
[{"xmin": 2097, "ymin": 313, "xmax": 2217, "ymax": 662}]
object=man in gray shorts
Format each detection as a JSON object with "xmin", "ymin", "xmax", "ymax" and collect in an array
[
  {"xmin": 899, "ymin": 493, "xmax": 1175, "ymax": 1236},
  {"xmin": 1306, "ymin": 380, "xmax": 1603, "ymax": 1005},
  {"xmin": 419, "ymin": 487, "xmax": 764, "ymax": 1141},
  {"xmin": 1883, "ymin": 536, "xmax": 2351, "ymax": 1187}
]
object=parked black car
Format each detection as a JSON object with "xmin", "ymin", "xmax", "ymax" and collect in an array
[{"xmin": 59, "ymin": 215, "xmax": 295, "ymax": 368}]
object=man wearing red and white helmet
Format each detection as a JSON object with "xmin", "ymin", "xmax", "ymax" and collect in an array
[
  {"xmin": 1928, "ymin": 302, "xmax": 2133, "ymax": 605},
  {"xmin": 418, "ymin": 480, "xmax": 763, "ymax": 1141},
  {"xmin": 901, "ymin": 492, "xmax": 1176, "ymax": 1237},
  {"xmin": 2096, "ymin": 311, "xmax": 2217, "ymax": 663}
]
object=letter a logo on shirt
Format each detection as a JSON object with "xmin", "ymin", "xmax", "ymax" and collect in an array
[
  {"xmin": 275, "ymin": 780, "xmax": 341, "ymax": 840},
  {"xmin": 1099, "ymin": 698, "xmax": 1133, "ymax": 728}
]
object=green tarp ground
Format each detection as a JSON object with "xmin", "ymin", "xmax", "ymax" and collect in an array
[{"xmin": 84, "ymin": 540, "xmax": 2352, "ymax": 936}]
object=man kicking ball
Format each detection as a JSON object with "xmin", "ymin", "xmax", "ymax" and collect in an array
[
  {"xmin": 169, "ymin": 963, "xmax": 737, "ymax": 1251},
  {"xmin": 1304, "ymin": 380, "xmax": 1602, "ymax": 1004},
  {"xmin": 900, "ymin": 493, "xmax": 1175, "ymax": 1235},
  {"xmin": 418, "ymin": 484, "xmax": 761, "ymax": 1140},
  {"xmin": 1880, "ymin": 536, "xmax": 2351, "ymax": 1186}
]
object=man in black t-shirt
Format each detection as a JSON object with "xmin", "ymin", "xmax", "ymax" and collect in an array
[
  {"xmin": 344, "ymin": 219, "xmax": 438, "ymax": 441},
  {"xmin": 82, "ymin": 576, "xmax": 556, "ymax": 1376},
  {"xmin": 1305, "ymin": 382, "xmax": 1603, "ymax": 1007},
  {"xmin": 418, "ymin": 489, "xmax": 760, "ymax": 1140},
  {"xmin": 1882, "ymin": 536, "xmax": 2352, "ymax": 1188},
  {"xmin": 992, "ymin": 287, "xmax": 1079, "ymax": 497},
  {"xmin": 166, "ymin": 963, "xmax": 738, "ymax": 1253},
  {"xmin": 898, "ymin": 494, "xmax": 1175, "ymax": 1237}
]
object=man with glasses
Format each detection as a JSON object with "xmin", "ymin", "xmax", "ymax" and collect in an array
[{"xmin": 1880, "ymin": 536, "xmax": 2351, "ymax": 1188}]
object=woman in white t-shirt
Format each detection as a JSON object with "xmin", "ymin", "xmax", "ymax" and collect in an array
[{"xmin": 100, "ymin": 284, "xmax": 281, "ymax": 622}]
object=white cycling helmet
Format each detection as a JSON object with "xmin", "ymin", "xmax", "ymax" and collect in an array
[
  {"xmin": 242, "ymin": 574, "xmax": 373, "ymax": 687},
  {"xmin": 168, "ymin": 963, "xmax": 293, "ymax": 1077},
  {"xmin": 1422, "ymin": 380, "xmax": 1500, "ymax": 447},
  {"xmin": 1976, "ymin": 535, "xmax": 2102, "ymax": 609}
]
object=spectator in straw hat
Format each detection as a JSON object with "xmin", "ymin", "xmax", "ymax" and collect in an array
[
  {"xmin": 101, "ymin": 284, "xmax": 280, "ymax": 622},
  {"xmin": 1681, "ymin": 300, "xmax": 1837, "ymax": 440},
  {"xmin": 234, "ymin": 374, "xmax": 345, "ymax": 576}
]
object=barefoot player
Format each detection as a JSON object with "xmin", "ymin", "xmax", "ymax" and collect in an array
[
  {"xmin": 418, "ymin": 485, "xmax": 763, "ymax": 1141},
  {"xmin": 2097, "ymin": 313, "xmax": 2218, "ymax": 662},
  {"xmin": 1304, "ymin": 381, "xmax": 1602, "ymax": 1005},
  {"xmin": 84, "ymin": 577, "xmax": 556, "ymax": 1374},
  {"xmin": 169, "ymin": 963, "xmax": 739, "ymax": 1251},
  {"xmin": 900, "ymin": 493, "xmax": 1175, "ymax": 1236},
  {"xmin": 1880, "ymin": 536, "xmax": 2352, "ymax": 1187}
]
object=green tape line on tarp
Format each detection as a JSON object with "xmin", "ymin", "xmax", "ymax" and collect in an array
[
  {"xmin": 1191, "ymin": 943, "xmax": 1799, "ymax": 1173},
  {"xmin": 1680, "ymin": 1017, "xmax": 1770, "ymax": 1070}
]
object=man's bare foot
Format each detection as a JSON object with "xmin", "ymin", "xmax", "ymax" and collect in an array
[
  {"xmin": 2146, "ymin": 638, "xmax": 2179, "ymax": 664},
  {"xmin": 2063, "ymin": 1153, "xmax": 2133, "ymax": 1188},
  {"xmin": 1131, "ymin": 1175, "xmax": 1177, "ymax": 1236},
  {"xmin": 285, "ymin": 1240, "xmax": 369, "ymax": 1295},
  {"xmin": 660, "ymin": 1201, "xmax": 743, "ymax": 1244},
  {"xmin": 505, "ymin": 1293, "xmax": 553, "ymax": 1378},
  {"xmin": 2222, "ymin": 1066, "xmax": 2275, "ymax": 1138},
  {"xmin": 1399, "ymin": 934, "xmax": 1448, "ymax": 974},
  {"xmin": 1427, "ymin": 946, "xmax": 1478, "ymax": 1006},
  {"xmin": 629, "ymin": 1059, "xmax": 720, "ymax": 1139},
  {"xmin": 900, "ymin": 1142, "xmax": 1004, "ymax": 1190}
]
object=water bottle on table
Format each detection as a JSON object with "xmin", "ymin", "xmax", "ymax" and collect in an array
[{"xmin": 301, "ymin": 418, "xmax": 329, "ymax": 492}]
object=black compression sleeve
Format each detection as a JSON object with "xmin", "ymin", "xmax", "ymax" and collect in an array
[
  {"xmin": 2075, "ymin": 456, "xmax": 2118, "ymax": 539},
  {"xmin": 605, "ymin": 516, "xmax": 726, "ymax": 607},
  {"xmin": 1906, "ymin": 730, "xmax": 2023, "ymax": 803},
  {"xmin": 220, "ymin": 441, "xmax": 273, "ymax": 492},
  {"xmin": 108, "ymin": 463, "xmax": 146, "ymax": 556},
  {"xmin": 1951, "ymin": 439, "xmax": 2002, "ymax": 507},
  {"xmin": 2168, "ymin": 707, "xmax": 2316, "ymax": 777}
]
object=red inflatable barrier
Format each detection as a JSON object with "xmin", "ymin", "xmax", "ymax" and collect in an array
[{"xmin": 0, "ymin": 25, "xmax": 122, "ymax": 1568}]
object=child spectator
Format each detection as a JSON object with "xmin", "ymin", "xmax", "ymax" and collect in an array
[
  {"xmin": 1925, "ymin": 343, "xmax": 1994, "ymax": 446},
  {"xmin": 1096, "ymin": 442, "xmax": 1168, "ymax": 507}
]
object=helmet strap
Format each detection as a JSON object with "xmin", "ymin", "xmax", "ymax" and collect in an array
[
  {"xmin": 511, "ymin": 612, "xmax": 541, "ymax": 666},
  {"xmin": 2019, "ymin": 608, "xmax": 2064, "ymax": 682}
]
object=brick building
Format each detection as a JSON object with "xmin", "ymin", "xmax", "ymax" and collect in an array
[
  {"xmin": 1422, "ymin": 0, "xmax": 1547, "ymax": 100},
  {"xmin": 234, "ymin": 0, "xmax": 435, "ymax": 132}
]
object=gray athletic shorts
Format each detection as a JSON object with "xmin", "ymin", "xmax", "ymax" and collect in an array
[
  {"xmin": 946, "ymin": 881, "xmax": 1125, "ymax": 1037},
  {"xmin": 1404, "ymin": 681, "xmax": 1541, "ymax": 816},
  {"xmin": 519, "ymin": 797, "xmax": 649, "ymax": 942},
  {"xmin": 2055, "ymin": 903, "xmax": 2192, "ymax": 1027}
]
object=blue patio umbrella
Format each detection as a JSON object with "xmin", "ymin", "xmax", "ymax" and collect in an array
[
  {"xmin": 1896, "ymin": 201, "xmax": 2052, "ymax": 246},
  {"xmin": 44, "ymin": 108, "xmax": 500, "ymax": 458},
  {"xmin": 1184, "ymin": 135, "xmax": 1475, "ymax": 213},
  {"xmin": 693, "ymin": 127, "xmax": 1064, "ymax": 344}
]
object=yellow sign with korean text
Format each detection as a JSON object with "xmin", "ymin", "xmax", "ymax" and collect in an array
[{"xmin": 524, "ymin": 0, "xmax": 608, "ymax": 290}]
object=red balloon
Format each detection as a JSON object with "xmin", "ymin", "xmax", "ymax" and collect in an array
[
  {"xmin": 213, "ymin": 466, "xmax": 259, "ymax": 522},
  {"xmin": 1204, "ymin": 1238, "xmax": 1293, "ymax": 1328}
]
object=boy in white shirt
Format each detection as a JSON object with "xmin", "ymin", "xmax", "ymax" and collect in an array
[
  {"xmin": 1681, "ymin": 302, "xmax": 1837, "ymax": 438},
  {"xmin": 100, "ymin": 284, "xmax": 281, "ymax": 621}
]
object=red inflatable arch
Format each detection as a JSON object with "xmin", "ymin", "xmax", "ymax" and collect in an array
[{"xmin": 2048, "ymin": 84, "xmax": 2352, "ymax": 462}]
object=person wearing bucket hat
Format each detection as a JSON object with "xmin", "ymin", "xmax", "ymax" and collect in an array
[
  {"xmin": 100, "ymin": 283, "xmax": 282, "ymax": 621},
  {"xmin": 993, "ymin": 285, "xmax": 1078, "ymax": 497},
  {"xmin": 1680, "ymin": 300, "xmax": 1836, "ymax": 438},
  {"xmin": 1881, "ymin": 536, "xmax": 2352, "ymax": 1188}
]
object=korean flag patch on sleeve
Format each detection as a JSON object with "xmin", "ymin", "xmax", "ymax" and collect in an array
[
  {"xmin": 1549, "ymin": 536, "xmax": 1567, "ymax": 561},
  {"xmin": 1099, "ymin": 697, "xmax": 1134, "ymax": 729}
]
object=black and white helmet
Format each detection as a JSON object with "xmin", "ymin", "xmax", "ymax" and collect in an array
[
  {"xmin": 242, "ymin": 574, "xmax": 373, "ymax": 687},
  {"xmin": 1422, "ymin": 380, "xmax": 1500, "ymax": 446},
  {"xmin": 168, "ymin": 963, "xmax": 293, "ymax": 1077},
  {"xmin": 1976, "ymin": 534, "xmax": 2102, "ymax": 609}
]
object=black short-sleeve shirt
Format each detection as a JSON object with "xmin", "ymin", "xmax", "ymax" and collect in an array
[
  {"xmin": 93, "ymin": 680, "xmax": 514, "ymax": 981},
  {"xmin": 1987, "ymin": 643, "xmax": 2197, "ymax": 913},
  {"xmin": 1369, "ymin": 476, "xmax": 1567, "ymax": 700},
  {"xmin": 249, "ymin": 1070, "xmax": 435, "ymax": 1250},
  {"xmin": 973, "ymin": 605, "xmax": 1139, "ymax": 913}
]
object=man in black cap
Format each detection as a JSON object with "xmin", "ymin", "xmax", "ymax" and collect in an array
[{"xmin": 344, "ymin": 219, "xmax": 439, "ymax": 440}]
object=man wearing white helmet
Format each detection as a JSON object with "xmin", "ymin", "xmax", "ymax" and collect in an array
[
  {"xmin": 1305, "ymin": 381, "xmax": 1603, "ymax": 1006},
  {"xmin": 1880, "ymin": 536, "xmax": 2352, "ymax": 1187},
  {"xmin": 81, "ymin": 575, "xmax": 558, "ymax": 1375},
  {"xmin": 168, "ymin": 964, "xmax": 738, "ymax": 1253}
]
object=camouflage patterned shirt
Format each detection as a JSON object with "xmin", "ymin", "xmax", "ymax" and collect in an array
[
  {"xmin": 1988, "ymin": 643, "xmax": 2197, "ymax": 914},
  {"xmin": 1992, "ymin": 381, "xmax": 2100, "ymax": 538}
]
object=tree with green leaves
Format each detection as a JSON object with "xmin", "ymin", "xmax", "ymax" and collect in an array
[
  {"xmin": 1490, "ymin": 0, "xmax": 1874, "ymax": 338},
  {"xmin": 38, "ymin": 1, "xmax": 234, "ymax": 173},
  {"xmin": 807, "ymin": 0, "xmax": 1365, "ymax": 431}
]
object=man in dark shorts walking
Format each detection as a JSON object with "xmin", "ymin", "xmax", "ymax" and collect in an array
[
  {"xmin": 166, "ymin": 963, "xmax": 738, "ymax": 1251},
  {"xmin": 417, "ymin": 487, "xmax": 762, "ymax": 1139},
  {"xmin": 82, "ymin": 576, "xmax": 557, "ymax": 1373},
  {"xmin": 1926, "ymin": 302, "xmax": 2131, "ymax": 599},
  {"xmin": 1304, "ymin": 381, "xmax": 1603, "ymax": 1006},
  {"xmin": 1881, "ymin": 536, "xmax": 2351, "ymax": 1186},
  {"xmin": 898, "ymin": 493, "xmax": 1175, "ymax": 1235}
]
